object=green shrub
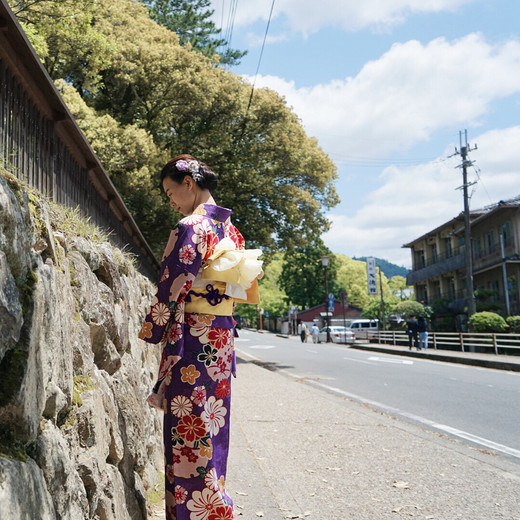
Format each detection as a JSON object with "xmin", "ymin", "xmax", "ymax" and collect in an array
[
  {"xmin": 506, "ymin": 315, "xmax": 520, "ymax": 333},
  {"xmin": 468, "ymin": 311, "xmax": 508, "ymax": 333},
  {"xmin": 394, "ymin": 300, "xmax": 426, "ymax": 319}
]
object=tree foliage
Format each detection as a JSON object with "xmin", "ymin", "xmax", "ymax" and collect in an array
[
  {"xmin": 468, "ymin": 312, "xmax": 508, "ymax": 333},
  {"xmin": 56, "ymin": 81, "xmax": 172, "ymax": 256},
  {"xmin": 394, "ymin": 300, "xmax": 427, "ymax": 318},
  {"xmin": 257, "ymin": 254, "xmax": 287, "ymax": 317},
  {"xmin": 11, "ymin": 0, "xmax": 339, "ymax": 258},
  {"xmin": 8, "ymin": 0, "xmax": 113, "ymax": 93},
  {"xmin": 388, "ymin": 275, "xmax": 411, "ymax": 300},
  {"xmin": 280, "ymin": 239, "xmax": 339, "ymax": 310},
  {"xmin": 140, "ymin": 0, "xmax": 246, "ymax": 65}
]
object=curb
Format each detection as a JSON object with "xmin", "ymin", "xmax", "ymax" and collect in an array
[{"xmin": 351, "ymin": 343, "xmax": 520, "ymax": 372}]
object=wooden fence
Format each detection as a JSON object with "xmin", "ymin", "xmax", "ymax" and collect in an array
[
  {"xmin": 357, "ymin": 330, "xmax": 520, "ymax": 356},
  {"xmin": 0, "ymin": 0, "xmax": 159, "ymax": 280}
]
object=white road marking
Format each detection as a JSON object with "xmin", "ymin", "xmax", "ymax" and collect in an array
[
  {"xmin": 307, "ymin": 381, "xmax": 520, "ymax": 460},
  {"xmin": 368, "ymin": 356, "xmax": 414, "ymax": 365},
  {"xmin": 344, "ymin": 357, "xmax": 376, "ymax": 365},
  {"xmin": 235, "ymin": 338, "xmax": 251, "ymax": 342},
  {"xmin": 306, "ymin": 349, "xmax": 318, "ymax": 354},
  {"xmin": 248, "ymin": 345, "xmax": 276, "ymax": 349}
]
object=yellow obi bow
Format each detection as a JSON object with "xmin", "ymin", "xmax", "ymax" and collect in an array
[{"xmin": 201, "ymin": 238, "xmax": 263, "ymax": 304}]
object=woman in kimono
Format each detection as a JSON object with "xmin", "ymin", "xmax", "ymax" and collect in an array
[{"xmin": 139, "ymin": 155, "xmax": 262, "ymax": 520}]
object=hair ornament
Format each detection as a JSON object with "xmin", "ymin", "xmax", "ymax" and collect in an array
[{"xmin": 176, "ymin": 159, "xmax": 203, "ymax": 182}]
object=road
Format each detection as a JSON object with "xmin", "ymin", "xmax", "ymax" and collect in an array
[{"xmin": 235, "ymin": 329, "xmax": 520, "ymax": 464}]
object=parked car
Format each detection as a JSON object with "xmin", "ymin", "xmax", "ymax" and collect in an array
[
  {"xmin": 347, "ymin": 319, "xmax": 379, "ymax": 341},
  {"xmin": 318, "ymin": 326, "xmax": 355, "ymax": 344}
]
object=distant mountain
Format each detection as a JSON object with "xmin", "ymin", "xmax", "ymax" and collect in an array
[{"xmin": 353, "ymin": 257, "xmax": 409, "ymax": 279}]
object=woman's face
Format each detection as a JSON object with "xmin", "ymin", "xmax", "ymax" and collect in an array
[{"xmin": 163, "ymin": 176, "xmax": 195, "ymax": 216}]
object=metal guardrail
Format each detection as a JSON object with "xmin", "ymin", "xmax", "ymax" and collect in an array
[{"xmin": 357, "ymin": 330, "xmax": 520, "ymax": 356}]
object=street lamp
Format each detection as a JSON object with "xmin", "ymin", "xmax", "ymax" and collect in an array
[{"xmin": 321, "ymin": 256, "xmax": 331, "ymax": 343}]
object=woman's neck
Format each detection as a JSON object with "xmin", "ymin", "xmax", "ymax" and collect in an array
[{"xmin": 191, "ymin": 190, "xmax": 216, "ymax": 213}]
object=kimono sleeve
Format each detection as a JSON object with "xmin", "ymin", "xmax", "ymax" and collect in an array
[{"xmin": 139, "ymin": 222, "xmax": 204, "ymax": 344}]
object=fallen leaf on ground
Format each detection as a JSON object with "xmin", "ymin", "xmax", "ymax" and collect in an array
[{"xmin": 393, "ymin": 481, "xmax": 409, "ymax": 489}]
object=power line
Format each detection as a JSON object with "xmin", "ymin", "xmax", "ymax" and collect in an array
[
  {"xmin": 224, "ymin": 0, "xmax": 239, "ymax": 50},
  {"xmin": 328, "ymin": 152, "xmax": 440, "ymax": 167},
  {"xmin": 245, "ymin": 0, "xmax": 276, "ymax": 115}
]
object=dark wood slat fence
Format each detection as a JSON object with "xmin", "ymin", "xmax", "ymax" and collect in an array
[{"xmin": 0, "ymin": 0, "xmax": 159, "ymax": 280}]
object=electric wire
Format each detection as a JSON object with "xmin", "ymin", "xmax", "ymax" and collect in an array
[
  {"xmin": 224, "ymin": 0, "xmax": 239, "ymax": 50},
  {"xmin": 245, "ymin": 0, "xmax": 276, "ymax": 115}
]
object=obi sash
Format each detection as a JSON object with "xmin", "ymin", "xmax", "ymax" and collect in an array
[{"xmin": 185, "ymin": 238, "xmax": 263, "ymax": 315}]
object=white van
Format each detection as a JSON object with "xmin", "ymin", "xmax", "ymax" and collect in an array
[{"xmin": 347, "ymin": 319, "xmax": 379, "ymax": 340}]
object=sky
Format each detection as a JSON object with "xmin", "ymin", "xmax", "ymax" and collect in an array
[{"xmin": 209, "ymin": 0, "xmax": 520, "ymax": 268}]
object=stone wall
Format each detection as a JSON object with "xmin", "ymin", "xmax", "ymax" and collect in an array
[{"xmin": 0, "ymin": 173, "xmax": 163, "ymax": 519}]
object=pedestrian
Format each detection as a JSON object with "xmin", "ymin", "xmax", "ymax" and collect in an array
[
  {"xmin": 311, "ymin": 323, "xmax": 320, "ymax": 343},
  {"xmin": 417, "ymin": 316, "xmax": 429, "ymax": 350},
  {"xmin": 139, "ymin": 154, "xmax": 263, "ymax": 520},
  {"xmin": 300, "ymin": 322, "xmax": 308, "ymax": 343},
  {"xmin": 406, "ymin": 314, "xmax": 419, "ymax": 350}
]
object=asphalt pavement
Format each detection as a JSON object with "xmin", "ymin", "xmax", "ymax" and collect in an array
[
  {"xmin": 225, "ymin": 330, "xmax": 520, "ymax": 520},
  {"xmin": 151, "ymin": 332, "xmax": 520, "ymax": 519}
]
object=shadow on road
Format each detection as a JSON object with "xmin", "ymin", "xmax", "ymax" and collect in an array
[{"xmin": 236, "ymin": 357, "xmax": 294, "ymax": 372}]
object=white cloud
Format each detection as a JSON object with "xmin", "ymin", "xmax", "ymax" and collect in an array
[
  {"xmin": 212, "ymin": 0, "xmax": 474, "ymax": 35},
  {"xmin": 241, "ymin": 34, "xmax": 520, "ymax": 267},
  {"xmin": 249, "ymin": 34, "xmax": 520, "ymax": 158},
  {"xmin": 324, "ymin": 126, "xmax": 520, "ymax": 267}
]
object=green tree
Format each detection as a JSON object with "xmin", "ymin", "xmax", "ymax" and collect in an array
[
  {"xmin": 394, "ymin": 300, "xmax": 427, "ymax": 318},
  {"xmin": 334, "ymin": 255, "xmax": 394, "ymax": 310},
  {"xmin": 90, "ymin": 0, "xmax": 338, "ymax": 254},
  {"xmin": 56, "ymin": 80, "xmax": 172, "ymax": 256},
  {"xmin": 362, "ymin": 298, "xmax": 397, "ymax": 326},
  {"xmin": 8, "ymin": 0, "xmax": 113, "ymax": 93},
  {"xmin": 257, "ymin": 254, "xmax": 287, "ymax": 318},
  {"xmin": 506, "ymin": 315, "xmax": 520, "ymax": 333},
  {"xmin": 280, "ymin": 240, "xmax": 338, "ymax": 310},
  {"xmin": 13, "ymin": 0, "xmax": 339, "ymax": 257},
  {"xmin": 141, "ymin": 0, "xmax": 246, "ymax": 65},
  {"xmin": 388, "ymin": 275, "xmax": 412, "ymax": 300}
]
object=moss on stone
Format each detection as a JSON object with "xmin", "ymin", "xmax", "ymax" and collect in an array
[
  {"xmin": 15, "ymin": 269, "xmax": 38, "ymax": 316},
  {"xmin": 0, "ymin": 426, "xmax": 28, "ymax": 462},
  {"xmin": 147, "ymin": 472, "xmax": 165, "ymax": 507},
  {"xmin": 72, "ymin": 374, "xmax": 96, "ymax": 407}
]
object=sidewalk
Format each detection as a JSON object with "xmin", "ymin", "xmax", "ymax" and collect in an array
[{"xmin": 227, "ymin": 346, "xmax": 520, "ymax": 520}]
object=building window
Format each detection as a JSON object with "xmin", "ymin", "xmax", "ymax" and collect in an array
[
  {"xmin": 418, "ymin": 285, "xmax": 428, "ymax": 304},
  {"xmin": 430, "ymin": 244, "xmax": 438, "ymax": 264},
  {"xmin": 508, "ymin": 276, "xmax": 517, "ymax": 302},
  {"xmin": 433, "ymin": 280, "xmax": 441, "ymax": 300},
  {"xmin": 449, "ymin": 277, "xmax": 456, "ymax": 298},
  {"xmin": 445, "ymin": 237, "xmax": 453, "ymax": 258},
  {"xmin": 488, "ymin": 280, "xmax": 500, "ymax": 302},
  {"xmin": 472, "ymin": 237, "xmax": 482, "ymax": 259},
  {"xmin": 501, "ymin": 221, "xmax": 513, "ymax": 248},
  {"xmin": 415, "ymin": 249, "xmax": 425, "ymax": 269},
  {"xmin": 485, "ymin": 230, "xmax": 496, "ymax": 255}
]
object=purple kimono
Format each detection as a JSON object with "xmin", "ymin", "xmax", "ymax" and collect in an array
[{"xmin": 140, "ymin": 204, "xmax": 245, "ymax": 520}]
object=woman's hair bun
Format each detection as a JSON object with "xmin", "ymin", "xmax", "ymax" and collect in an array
[{"xmin": 160, "ymin": 154, "xmax": 218, "ymax": 192}]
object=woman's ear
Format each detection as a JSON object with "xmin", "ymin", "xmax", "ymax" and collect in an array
[{"xmin": 184, "ymin": 176, "xmax": 194, "ymax": 190}]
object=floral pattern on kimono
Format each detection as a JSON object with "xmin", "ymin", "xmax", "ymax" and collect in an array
[{"xmin": 139, "ymin": 204, "xmax": 244, "ymax": 520}]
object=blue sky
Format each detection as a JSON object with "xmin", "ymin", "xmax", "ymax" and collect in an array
[{"xmin": 210, "ymin": 0, "xmax": 520, "ymax": 268}]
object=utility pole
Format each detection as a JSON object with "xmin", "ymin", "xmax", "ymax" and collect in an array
[{"xmin": 454, "ymin": 130, "xmax": 477, "ymax": 318}]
